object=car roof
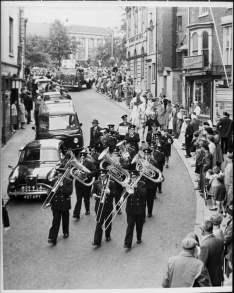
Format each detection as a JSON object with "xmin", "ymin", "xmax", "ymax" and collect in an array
[
  {"xmin": 43, "ymin": 91, "xmax": 61, "ymax": 96},
  {"xmin": 22, "ymin": 139, "xmax": 63, "ymax": 151},
  {"xmin": 39, "ymin": 100, "xmax": 76, "ymax": 115}
]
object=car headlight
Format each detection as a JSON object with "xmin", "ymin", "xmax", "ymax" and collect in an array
[
  {"xmin": 74, "ymin": 138, "xmax": 79, "ymax": 143},
  {"xmin": 9, "ymin": 178, "xmax": 16, "ymax": 183}
]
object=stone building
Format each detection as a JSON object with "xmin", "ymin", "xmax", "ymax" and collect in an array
[{"xmin": 1, "ymin": 5, "xmax": 27, "ymax": 144}]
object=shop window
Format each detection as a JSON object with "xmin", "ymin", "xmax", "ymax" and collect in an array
[
  {"xmin": 223, "ymin": 26, "xmax": 232, "ymax": 65},
  {"xmin": 194, "ymin": 80, "xmax": 211, "ymax": 116},
  {"xmin": 141, "ymin": 47, "xmax": 144, "ymax": 79},
  {"xmin": 202, "ymin": 31, "xmax": 209, "ymax": 67},
  {"xmin": 134, "ymin": 49, "xmax": 137, "ymax": 78},
  {"xmin": 192, "ymin": 32, "xmax": 198, "ymax": 56},
  {"xmin": 9, "ymin": 17, "xmax": 14, "ymax": 54},
  {"xmin": 149, "ymin": 20, "xmax": 154, "ymax": 53},
  {"xmin": 152, "ymin": 63, "xmax": 155, "ymax": 81},
  {"xmin": 199, "ymin": 7, "xmax": 208, "ymax": 17},
  {"xmin": 177, "ymin": 16, "xmax": 182, "ymax": 31}
]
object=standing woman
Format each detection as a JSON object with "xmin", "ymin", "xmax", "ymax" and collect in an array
[
  {"xmin": 18, "ymin": 97, "xmax": 26, "ymax": 129},
  {"xmin": 125, "ymin": 83, "xmax": 133, "ymax": 109},
  {"xmin": 11, "ymin": 100, "xmax": 18, "ymax": 132}
]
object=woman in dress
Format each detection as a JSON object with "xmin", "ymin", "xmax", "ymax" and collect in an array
[
  {"xmin": 18, "ymin": 97, "xmax": 26, "ymax": 129},
  {"xmin": 11, "ymin": 100, "xmax": 18, "ymax": 132}
]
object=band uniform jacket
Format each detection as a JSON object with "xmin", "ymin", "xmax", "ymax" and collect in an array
[
  {"xmin": 109, "ymin": 130, "xmax": 120, "ymax": 141},
  {"xmin": 162, "ymin": 134, "xmax": 174, "ymax": 157},
  {"xmin": 125, "ymin": 133, "xmax": 140, "ymax": 152},
  {"xmin": 75, "ymin": 159, "xmax": 97, "ymax": 189},
  {"xmin": 90, "ymin": 125, "xmax": 102, "ymax": 146},
  {"xmin": 118, "ymin": 122, "xmax": 131, "ymax": 140},
  {"xmin": 153, "ymin": 150, "xmax": 165, "ymax": 172},
  {"xmin": 125, "ymin": 181, "xmax": 146, "ymax": 214},
  {"xmin": 198, "ymin": 234, "xmax": 224, "ymax": 286},
  {"xmin": 143, "ymin": 158, "xmax": 159, "ymax": 189},
  {"xmin": 51, "ymin": 177, "xmax": 73, "ymax": 211},
  {"xmin": 162, "ymin": 251, "xmax": 211, "ymax": 288},
  {"xmin": 92, "ymin": 179, "xmax": 116, "ymax": 213}
]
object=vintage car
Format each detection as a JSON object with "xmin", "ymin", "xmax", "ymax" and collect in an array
[
  {"xmin": 7, "ymin": 139, "xmax": 69, "ymax": 200},
  {"xmin": 34, "ymin": 100, "xmax": 84, "ymax": 154},
  {"xmin": 41, "ymin": 91, "xmax": 64, "ymax": 102}
]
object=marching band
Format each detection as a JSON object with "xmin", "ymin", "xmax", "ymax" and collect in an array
[{"xmin": 45, "ymin": 115, "xmax": 171, "ymax": 248}]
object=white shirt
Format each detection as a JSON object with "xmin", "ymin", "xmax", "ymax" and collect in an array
[{"xmin": 194, "ymin": 105, "xmax": 201, "ymax": 116}]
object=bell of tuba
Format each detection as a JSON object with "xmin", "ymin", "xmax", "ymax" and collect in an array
[
  {"xmin": 98, "ymin": 147, "xmax": 130, "ymax": 187},
  {"xmin": 69, "ymin": 156, "xmax": 95, "ymax": 186},
  {"xmin": 131, "ymin": 153, "xmax": 163, "ymax": 183}
]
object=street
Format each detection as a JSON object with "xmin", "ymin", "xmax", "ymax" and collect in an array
[{"xmin": 3, "ymin": 88, "xmax": 196, "ymax": 290}]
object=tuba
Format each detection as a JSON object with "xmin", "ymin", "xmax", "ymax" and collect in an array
[
  {"xmin": 131, "ymin": 153, "xmax": 163, "ymax": 183},
  {"xmin": 98, "ymin": 147, "xmax": 130, "ymax": 187},
  {"xmin": 69, "ymin": 157, "xmax": 95, "ymax": 186}
]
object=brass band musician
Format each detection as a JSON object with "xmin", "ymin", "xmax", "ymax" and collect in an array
[
  {"xmin": 95, "ymin": 128, "xmax": 117, "ymax": 153},
  {"xmin": 125, "ymin": 124, "xmax": 140, "ymax": 152},
  {"xmin": 118, "ymin": 139, "xmax": 136, "ymax": 170},
  {"xmin": 73, "ymin": 149, "xmax": 97, "ymax": 219},
  {"xmin": 146, "ymin": 122, "xmax": 159, "ymax": 145},
  {"xmin": 92, "ymin": 169, "xmax": 117, "ymax": 247},
  {"xmin": 118, "ymin": 115, "xmax": 131, "ymax": 140},
  {"xmin": 108, "ymin": 124, "xmax": 120, "ymax": 141}
]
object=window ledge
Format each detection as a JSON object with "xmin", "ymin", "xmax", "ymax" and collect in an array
[
  {"xmin": 9, "ymin": 53, "xmax": 14, "ymax": 57},
  {"xmin": 199, "ymin": 13, "xmax": 209, "ymax": 18}
]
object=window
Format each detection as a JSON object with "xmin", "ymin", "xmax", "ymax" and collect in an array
[
  {"xmin": 199, "ymin": 7, "xmax": 208, "ymax": 16},
  {"xmin": 194, "ymin": 80, "xmax": 211, "ymax": 116},
  {"xmin": 141, "ymin": 47, "xmax": 144, "ymax": 79},
  {"xmin": 176, "ymin": 52, "xmax": 182, "ymax": 68},
  {"xmin": 142, "ymin": 7, "xmax": 145, "ymax": 32},
  {"xmin": 149, "ymin": 20, "xmax": 154, "ymax": 53},
  {"xmin": 223, "ymin": 26, "xmax": 232, "ymax": 65},
  {"xmin": 177, "ymin": 16, "xmax": 182, "ymax": 31},
  {"xmin": 152, "ymin": 63, "xmax": 155, "ymax": 81},
  {"xmin": 134, "ymin": 8, "xmax": 138, "ymax": 35},
  {"xmin": 134, "ymin": 49, "xmax": 137, "ymax": 78},
  {"xmin": 202, "ymin": 31, "xmax": 209, "ymax": 67},
  {"xmin": 192, "ymin": 32, "xmax": 198, "ymax": 56},
  {"xmin": 9, "ymin": 17, "xmax": 13, "ymax": 54},
  {"xmin": 128, "ymin": 12, "xmax": 131, "ymax": 38}
]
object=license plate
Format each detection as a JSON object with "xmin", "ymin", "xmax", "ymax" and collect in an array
[{"xmin": 24, "ymin": 195, "xmax": 41, "ymax": 199}]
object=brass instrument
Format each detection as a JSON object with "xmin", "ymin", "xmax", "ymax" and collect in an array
[
  {"xmin": 95, "ymin": 174, "xmax": 111, "ymax": 223},
  {"xmin": 41, "ymin": 151, "xmax": 74, "ymax": 210},
  {"xmin": 98, "ymin": 147, "xmax": 130, "ymax": 186},
  {"xmin": 102, "ymin": 169, "xmax": 145, "ymax": 231},
  {"xmin": 69, "ymin": 156, "xmax": 95, "ymax": 186},
  {"xmin": 131, "ymin": 153, "xmax": 163, "ymax": 183}
]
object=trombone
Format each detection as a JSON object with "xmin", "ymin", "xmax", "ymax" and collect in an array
[
  {"xmin": 95, "ymin": 174, "xmax": 111, "ymax": 223},
  {"xmin": 101, "ymin": 167, "xmax": 145, "ymax": 231}
]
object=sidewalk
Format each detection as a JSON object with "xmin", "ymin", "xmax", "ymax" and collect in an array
[{"xmin": 95, "ymin": 89, "xmax": 229, "ymax": 233}]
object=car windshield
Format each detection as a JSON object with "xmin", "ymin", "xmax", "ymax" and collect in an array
[
  {"xmin": 43, "ymin": 94, "xmax": 62, "ymax": 101},
  {"xmin": 38, "ymin": 114, "xmax": 79, "ymax": 131},
  {"xmin": 19, "ymin": 148, "xmax": 59, "ymax": 162}
]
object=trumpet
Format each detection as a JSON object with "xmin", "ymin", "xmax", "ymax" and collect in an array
[
  {"xmin": 95, "ymin": 174, "xmax": 111, "ymax": 223},
  {"xmin": 131, "ymin": 153, "xmax": 163, "ymax": 183},
  {"xmin": 101, "ymin": 169, "xmax": 145, "ymax": 231},
  {"xmin": 41, "ymin": 151, "xmax": 74, "ymax": 210},
  {"xmin": 98, "ymin": 147, "xmax": 130, "ymax": 187},
  {"xmin": 69, "ymin": 156, "xmax": 95, "ymax": 186}
]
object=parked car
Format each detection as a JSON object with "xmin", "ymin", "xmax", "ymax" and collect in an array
[
  {"xmin": 34, "ymin": 100, "xmax": 84, "ymax": 154},
  {"xmin": 41, "ymin": 91, "xmax": 64, "ymax": 102},
  {"xmin": 7, "ymin": 139, "xmax": 69, "ymax": 200}
]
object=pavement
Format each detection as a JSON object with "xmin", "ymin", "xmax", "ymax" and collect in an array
[{"xmin": 2, "ymin": 89, "xmax": 229, "ymax": 234}]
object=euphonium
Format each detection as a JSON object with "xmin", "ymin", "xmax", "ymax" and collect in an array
[
  {"xmin": 98, "ymin": 147, "xmax": 130, "ymax": 186},
  {"xmin": 131, "ymin": 153, "xmax": 163, "ymax": 183},
  {"xmin": 69, "ymin": 157, "xmax": 95, "ymax": 186}
]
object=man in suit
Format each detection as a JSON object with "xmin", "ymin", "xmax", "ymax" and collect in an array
[
  {"xmin": 48, "ymin": 171, "xmax": 73, "ymax": 245},
  {"xmin": 92, "ymin": 169, "xmax": 116, "ymax": 246},
  {"xmin": 224, "ymin": 205, "xmax": 233, "ymax": 278},
  {"xmin": 198, "ymin": 220, "xmax": 224, "ymax": 286},
  {"xmin": 184, "ymin": 117, "xmax": 194, "ymax": 158},
  {"xmin": 217, "ymin": 112, "xmax": 233, "ymax": 154},
  {"xmin": 118, "ymin": 115, "xmax": 131, "ymax": 140},
  {"xmin": 162, "ymin": 237, "xmax": 211, "ymax": 287},
  {"xmin": 125, "ymin": 124, "xmax": 140, "ymax": 152},
  {"xmin": 121, "ymin": 170, "xmax": 146, "ymax": 249},
  {"xmin": 90, "ymin": 119, "xmax": 102, "ymax": 148}
]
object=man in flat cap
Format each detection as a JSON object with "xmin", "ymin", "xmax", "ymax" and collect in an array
[
  {"xmin": 90, "ymin": 119, "xmax": 102, "ymax": 149},
  {"xmin": 162, "ymin": 237, "xmax": 211, "ymax": 287},
  {"xmin": 198, "ymin": 220, "xmax": 224, "ymax": 286}
]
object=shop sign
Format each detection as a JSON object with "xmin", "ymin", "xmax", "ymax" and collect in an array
[
  {"xmin": 129, "ymin": 33, "xmax": 144, "ymax": 43},
  {"xmin": 182, "ymin": 55, "xmax": 203, "ymax": 69},
  {"xmin": 212, "ymin": 65, "xmax": 232, "ymax": 75}
]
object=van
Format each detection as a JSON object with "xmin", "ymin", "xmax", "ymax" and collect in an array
[{"xmin": 34, "ymin": 100, "xmax": 83, "ymax": 153}]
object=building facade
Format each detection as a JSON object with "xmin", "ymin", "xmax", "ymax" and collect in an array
[
  {"xmin": 182, "ymin": 6, "xmax": 233, "ymax": 122},
  {"xmin": 1, "ymin": 5, "xmax": 27, "ymax": 145}
]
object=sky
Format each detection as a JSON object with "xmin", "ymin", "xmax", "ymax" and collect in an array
[{"xmin": 3, "ymin": 1, "xmax": 125, "ymax": 28}]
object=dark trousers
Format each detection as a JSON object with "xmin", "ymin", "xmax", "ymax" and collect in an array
[
  {"xmin": 49, "ymin": 210, "xmax": 69, "ymax": 240},
  {"xmin": 115, "ymin": 186, "xmax": 123, "ymax": 212},
  {"xmin": 221, "ymin": 137, "xmax": 229, "ymax": 154},
  {"xmin": 2, "ymin": 206, "xmax": 10, "ymax": 228},
  {"xmin": 26, "ymin": 107, "xmax": 32, "ymax": 123},
  {"xmin": 146, "ymin": 188, "xmax": 156, "ymax": 216},
  {"xmin": 124, "ymin": 213, "xmax": 144, "ymax": 247},
  {"xmin": 74, "ymin": 186, "xmax": 91, "ymax": 216},
  {"xmin": 185, "ymin": 137, "xmax": 193, "ymax": 156},
  {"xmin": 94, "ymin": 212, "xmax": 112, "ymax": 244},
  {"xmin": 156, "ymin": 182, "xmax": 162, "ymax": 192}
]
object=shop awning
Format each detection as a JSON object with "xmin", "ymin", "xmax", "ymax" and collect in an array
[{"xmin": 176, "ymin": 44, "xmax": 188, "ymax": 52}]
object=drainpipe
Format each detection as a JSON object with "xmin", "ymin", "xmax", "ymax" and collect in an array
[{"xmin": 155, "ymin": 7, "xmax": 158, "ymax": 98}]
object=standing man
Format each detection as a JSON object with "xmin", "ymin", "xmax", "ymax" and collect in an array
[
  {"xmin": 184, "ymin": 117, "xmax": 194, "ymax": 158},
  {"xmin": 217, "ymin": 112, "xmax": 233, "ymax": 154},
  {"xmin": 48, "ymin": 171, "xmax": 73, "ymax": 246},
  {"xmin": 21, "ymin": 88, "xmax": 33, "ymax": 124},
  {"xmin": 121, "ymin": 170, "xmax": 146, "ymax": 249},
  {"xmin": 162, "ymin": 237, "xmax": 211, "ymax": 287},
  {"xmin": 90, "ymin": 119, "xmax": 102, "ymax": 147},
  {"xmin": 73, "ymin": 150, "xmax": 97, "ymax": 219},
  {"xmin": 171, "ymin": 104, "xmax": 180, "ymax": 138},
  {"xmin": 118, "ymin": 115, "xmax": 131, "ymax": 140},
  {"xmin": 198, "ymin": 220, "xmax": 224, "ymax": 286},
  {"xmin": 223, "ymin": 205, "xmax": 233, "ymax": 279},
  {"xmin": 162, "ymin": 129, "xmax": 174, "ymax": 168},
  {"xmin": 92, "ymin": 169, "xmax": 116, "ymax": 246},
  {"xmin": 125, "ymin": 124, "xmax": 140, "ymax": 152}
]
